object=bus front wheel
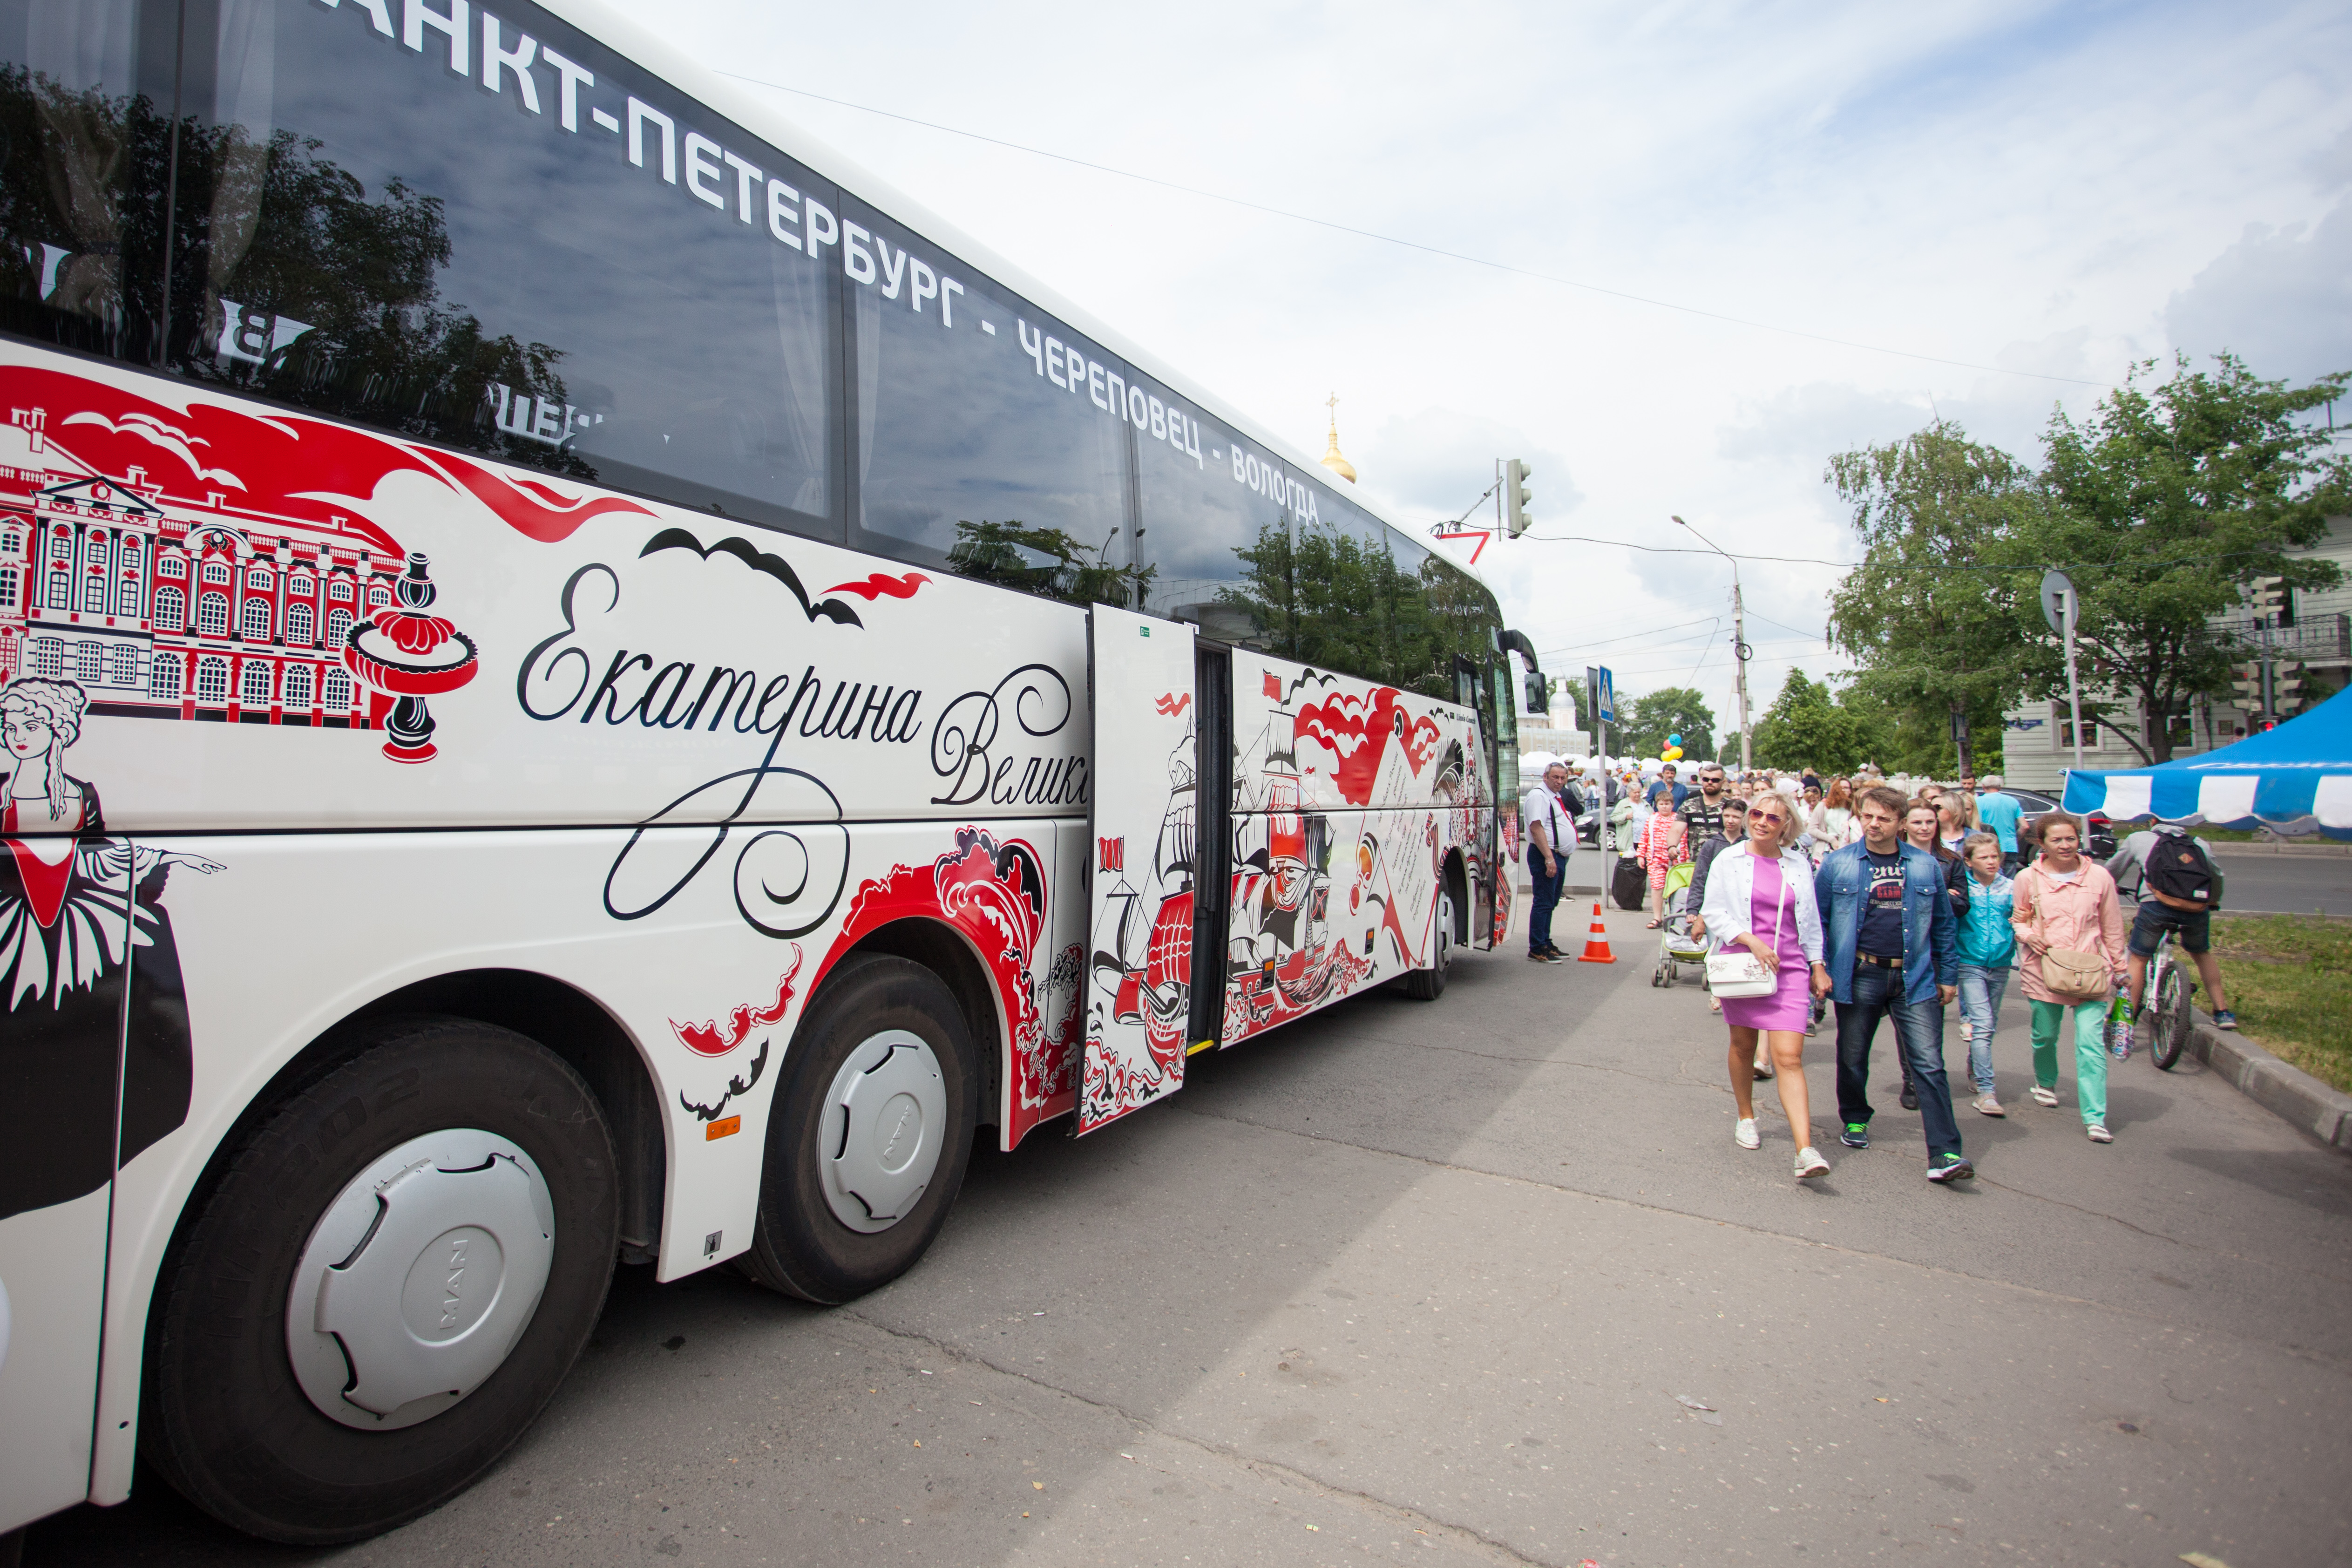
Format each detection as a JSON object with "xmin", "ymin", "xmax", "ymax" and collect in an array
[
  {"xmin": 143, "ymin": 1018, "xmax": 618, "ymax": 1545},
  {"xmin": 739, "ymin": 954, "xmax": 976, "ymax": 1305}
]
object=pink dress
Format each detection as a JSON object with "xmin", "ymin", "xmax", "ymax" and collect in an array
[{"xmin": 1719, "ymin": 856, "xmax": 1811, "ymax": 1032}]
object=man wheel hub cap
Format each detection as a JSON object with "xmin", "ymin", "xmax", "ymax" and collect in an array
[
  {"xmin": 822, "ymin": 1030, "xmax": 947, "ymax": 1234},
  {"xmin": 286, "ymin": 1129, "xmax": 555, "ymax": 1430}
]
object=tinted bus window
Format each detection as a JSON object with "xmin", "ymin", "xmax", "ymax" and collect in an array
[
  {"xmin": 1137, "ymin": 390, "xmax": 1291, "ymax": 652},
  {"xmin": 847, "ymin": 195, "xmax": 1134, "ymax": 606},
  {"xmin": 160, "ymin": 0, "xmax": 841, "ymax": 538},
  {"xmin": 0, "ymin": 0, "xmax": 178, "ymax": 366}
]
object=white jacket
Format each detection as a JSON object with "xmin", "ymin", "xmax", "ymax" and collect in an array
[{"xmin": 1698, "ymin": 842, "xmax": 1824, "ymax": 962}]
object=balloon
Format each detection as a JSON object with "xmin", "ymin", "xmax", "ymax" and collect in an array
[
  {"xmin": 1667, "ymin": 733, "xmax": 1682, "ymax": 746},
  {"xmin": 1661, "ymin": 745, "xmax": 1684, "ymax": 761}
]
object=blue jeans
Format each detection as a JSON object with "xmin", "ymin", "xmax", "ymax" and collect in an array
[
  {"xmin": 1834, "ymin": 962, "xmax": 1963, "ymax": 1160},
  {"xmin": 1527, "ymin": 847, "xmax": 1564, "ymax": 953},
  {"xmin": 1956, "ymin": 964, "xmax": 2011, "ymax": 1095}
]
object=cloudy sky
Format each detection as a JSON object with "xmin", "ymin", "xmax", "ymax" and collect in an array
[{"xmin": 631, "ymin": 0, "xmax": 2351, "ymax": 742}]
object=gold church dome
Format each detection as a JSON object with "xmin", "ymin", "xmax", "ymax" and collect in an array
[{"xmin": 1320, "ymin": 393, "xmax": 1356, "ymax": 483}]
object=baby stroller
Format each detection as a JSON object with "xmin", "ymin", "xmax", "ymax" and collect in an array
[{"xmin": 1650, "ymin": 861, "xmax": 1708, "ymax": 987}]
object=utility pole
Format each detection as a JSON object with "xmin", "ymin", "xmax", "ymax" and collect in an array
[{"xmin": 1674, "ymin": 515, "xmax": 1750, "ymax": 772}]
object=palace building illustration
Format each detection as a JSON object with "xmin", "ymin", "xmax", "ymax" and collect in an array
[{"xmin": 0, "ymin": 403, "xmax": 410, "ymax": 729}]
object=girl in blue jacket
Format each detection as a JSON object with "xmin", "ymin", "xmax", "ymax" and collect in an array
[{"xmin": 1955, "ymin": 831, "xmax": 2017, "ymax": 1115}]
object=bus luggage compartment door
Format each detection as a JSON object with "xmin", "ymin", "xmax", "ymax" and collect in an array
[{"xmin": 1079, "ymin": 606, "xmax": 1199, "ymax": 1134}]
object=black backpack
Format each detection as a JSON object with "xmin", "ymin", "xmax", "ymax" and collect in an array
[{"xmin": 2143, "ymin": 830, "xmax": 2218, "ymax": 910}]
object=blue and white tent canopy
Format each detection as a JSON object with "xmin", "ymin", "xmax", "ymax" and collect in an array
[{"xmin": 2060, "ymin": 685, "xmax": 2352, "ymax": 839}]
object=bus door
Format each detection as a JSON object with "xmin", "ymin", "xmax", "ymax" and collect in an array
[
  {"xmin": 0, "ymin": 848, "xmax": 131, "ymax": 1533},
  {"xmin": 1186, "ymin": 642, "xmax": 1234, "ymax": 1054},
  {"xmin": 1457, "ymin": 656, "xmax": 1498, "ymax": 948},
  {"xmin": 1487, "ymin": 655, "xmax": 1520, "ymax": 948},
  {"xmin": 1079, "ymin": 606, "xmax": 1200, "ymax": 1134}
]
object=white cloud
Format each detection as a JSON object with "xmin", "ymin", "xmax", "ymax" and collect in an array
[{"xmin": 2167, "ymin": 198, "xmax": 2352, "ymax": 384}]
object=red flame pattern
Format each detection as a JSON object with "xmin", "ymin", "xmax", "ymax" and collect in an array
[
  {"xmin": 670, "ymin": 951, "xmax": 804, "ymax": 1058},
  {"xmin": 821, "ymin": 571, "xmax": 932, "ymax": 601}
]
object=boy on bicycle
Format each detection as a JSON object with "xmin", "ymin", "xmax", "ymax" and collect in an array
[{"xmin": 2114, "ymin": 824, "xmax": 2237, "ymax": 1031}]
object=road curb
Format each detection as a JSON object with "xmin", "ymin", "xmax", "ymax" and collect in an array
[{"xmin": 2182, "ymin": 1012, "xmax": 2352, "ymax": 1155}]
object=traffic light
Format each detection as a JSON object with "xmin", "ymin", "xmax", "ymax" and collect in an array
[
  {"xmin": 2277, "ymin": 660, "xmax": 2304, "ymax": 701},
  {"xmin": 1504, "ymin": 459, "xmax": 1532, "ymax": 537},
  {"xmin": 2251, "ymin": 577, "xmax": 2296, "ymax": 629},
  {"xmin": 2230, "ymin": 663, "xmax": 2263, "ymax": 703}
]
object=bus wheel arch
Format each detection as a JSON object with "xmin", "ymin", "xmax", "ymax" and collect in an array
[{"xmin": 824, "ymin": 916, "xmax": 1006, "ymax": 1140}]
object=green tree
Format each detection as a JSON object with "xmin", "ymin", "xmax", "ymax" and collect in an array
[
  {"xmin": 2027, "ymin": 353, "xmax": 2347, "ymax": 762},
  {"xmin": 1614, "ymin": 686, "xmax": 1715, "ymax": 761},
  {"xmin": 1826, "ymin": 421, "xmax": 2044, "ymax": 778},
  {"xmin": 1750, "ymin": 668, "xmax": 1885, "ymax": 774}
]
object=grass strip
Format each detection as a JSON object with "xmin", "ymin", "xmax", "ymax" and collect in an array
[{"xmin": 2206, "ymin": 914, "xmax": 2352, "ymax": 1094}]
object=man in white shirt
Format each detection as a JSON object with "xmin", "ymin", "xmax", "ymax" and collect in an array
[{"xmin": 1523, "ymin": 762, "xmax": 1579, "ymax": 962}]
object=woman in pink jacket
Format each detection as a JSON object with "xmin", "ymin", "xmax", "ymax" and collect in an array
[{"xmin": 2008, "ymin": 813, "xmax": 2128, "ymax": 1142}]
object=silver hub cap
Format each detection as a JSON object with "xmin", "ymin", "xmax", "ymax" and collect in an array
[
  {"xmin": 286, "ymin": 1129, "xmax": 556, "ymax": 1431},
  {"xmin": 821, "ymin": 1030, "xmax": 947, "ymax": 1234}
]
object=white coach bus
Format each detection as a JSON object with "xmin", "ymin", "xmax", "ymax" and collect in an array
[{"xmin": 0, "ymin": 0, "xmax": 1546, "ymax": 1545}]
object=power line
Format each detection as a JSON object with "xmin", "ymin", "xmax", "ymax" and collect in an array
[
  {"xmin": 1518, "ymin": 533, "xmax": 2330, "ymax": 576},
  {"xmin": 716, "ymin": 69, "xmax": 2107, "ymax": 388}
]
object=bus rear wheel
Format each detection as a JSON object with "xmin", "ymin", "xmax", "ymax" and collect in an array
[
  {"xmin": 739, "ymin": 954, "xmax": 976, "ymax": 1305},
  {"xmin": 1401, "ymin": 889, "xmax": 1456, "ymax": 1000},
  {"xmin": 142, "ymin": 1018, "xmax": 617, "ymax": 1545}
]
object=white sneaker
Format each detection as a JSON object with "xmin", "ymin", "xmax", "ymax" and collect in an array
[
  {"xmin": 2087, "ymin": 1123, "xmax": 2114, "ymax": 1143},
  {"xmin": 2030, "ymin": 1085, "xmax": 2059, "ymax": 1107},
  {"xmin": 1735, "ymin": 1117, "xmax": 1761, "ymax": 1150},
  {"xmin": 1795, "ymin": 1146, "xmax": 1830, "ymax": 1179}
]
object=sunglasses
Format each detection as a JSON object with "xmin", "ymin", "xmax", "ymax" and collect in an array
[{"xmin": 1749, "ymin": 811, "xmax": 1785, "ymax": 825}]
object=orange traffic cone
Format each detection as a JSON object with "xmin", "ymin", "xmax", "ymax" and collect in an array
[{"xmin": 1576, "ymin": 901, "xmax": 1616, "ymax": 964}]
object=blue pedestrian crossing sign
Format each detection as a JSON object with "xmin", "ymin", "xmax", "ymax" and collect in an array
[{"xmin": 1586, "ymin": 665, "xmax": 1614, "ymax": 726}]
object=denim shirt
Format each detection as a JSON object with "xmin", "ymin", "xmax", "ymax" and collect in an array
[{"xmin": 1816, "ymin": 840, "xmax": 1960, "ymax": 1004}]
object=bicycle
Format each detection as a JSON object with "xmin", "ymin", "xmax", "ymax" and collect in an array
[{"xmin": 2117, "ymin": 872, "xmax": 2196, "ymax": 1071}]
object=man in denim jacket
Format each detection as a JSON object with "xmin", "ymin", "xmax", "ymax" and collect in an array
[{"xmin": 1816, "ymin": 785, "xmax": 1972, "ymax": 1181}]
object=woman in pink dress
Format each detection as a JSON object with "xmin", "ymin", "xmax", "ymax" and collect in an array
[{"xmin": 1699, "ymin": 791, "xmax": 1833, "ymax": 1177}]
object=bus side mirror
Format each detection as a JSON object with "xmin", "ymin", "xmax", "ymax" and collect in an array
[{"xmin": 1525, "ymin": 670, "xmax": 1547, "ymax": 716}]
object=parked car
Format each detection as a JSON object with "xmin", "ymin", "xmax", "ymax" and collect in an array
[{"xmin": 2002, "ymin": 786, "xmax": 2118, "ymax": 862}]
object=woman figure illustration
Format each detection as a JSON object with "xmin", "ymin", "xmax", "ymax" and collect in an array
[{"xmin": 2, "ymin": 677, "xmax": 219, "ymax": 1222}]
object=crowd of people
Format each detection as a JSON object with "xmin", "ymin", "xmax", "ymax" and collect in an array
[{"xmin": 1519, "ymin": 762, "xmax": 2236, "ymax": 1183}]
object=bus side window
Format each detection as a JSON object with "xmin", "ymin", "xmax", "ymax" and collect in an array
[
  {"xmin": 844, "ymin": 196, "xmax": 1133, "ymax": 608},
  {"xmin": 0, "ymin": 0, "xmax": 179, "ymax": 365},
  {"xmin": 149, "ymin": 0, "xmax": 846, "ymax": 541}
]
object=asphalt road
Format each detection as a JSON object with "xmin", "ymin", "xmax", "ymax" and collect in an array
[
  {"xmin": 28, "ymin": 900, "xmax": 2352, "ymax": 1568},
  {"xmin": 2205, "ymin": 850, "xmax": 2352, "ymax": 916}
]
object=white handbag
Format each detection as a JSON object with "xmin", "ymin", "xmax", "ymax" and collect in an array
[{"xmin": 1704, "ymin": 860, "xmax": 1785, "ymax": 1000}]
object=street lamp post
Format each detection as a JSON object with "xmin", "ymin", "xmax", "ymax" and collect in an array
[{"xmin": 1674, "ymin": 515, "xmax": 1750, "ymax": 773}]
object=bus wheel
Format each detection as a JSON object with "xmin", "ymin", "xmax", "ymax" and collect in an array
[
  {"xmin": 1401, "ymin": 889, "xmax": 1455, "ymax": 1000},
  {"xmin": 739, "ymin": 954, "xmax": 976, "ymax": 1305},
  {"xmin": 143, "ymin": 1018, "xmax": 617, "ymax": 1545}
]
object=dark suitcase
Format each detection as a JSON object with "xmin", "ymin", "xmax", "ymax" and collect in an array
[{"xmin": 1611, "ymin": 856, "xmax": 1648, "ymax": 911}]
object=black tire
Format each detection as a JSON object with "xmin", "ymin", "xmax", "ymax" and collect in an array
[
  {"xmin": 1400, "ymin": 888, "xmax": 1454, "ymax": 1000},
  {"xmin": 739, "ymin": 955, "xmax": 976, "ymax": 1305},
  {"xmin": 143, "ymin": 1018, "xmax": 617, "ymax": 1545},
  {"xmin": 2150, "ymin": 964, "xmax": 2190, "ymax": 1071}
]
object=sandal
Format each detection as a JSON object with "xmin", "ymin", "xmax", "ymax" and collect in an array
[{"xmin": 1645, "ymin": 918, "xmax": 1664, "ymax": 929}]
